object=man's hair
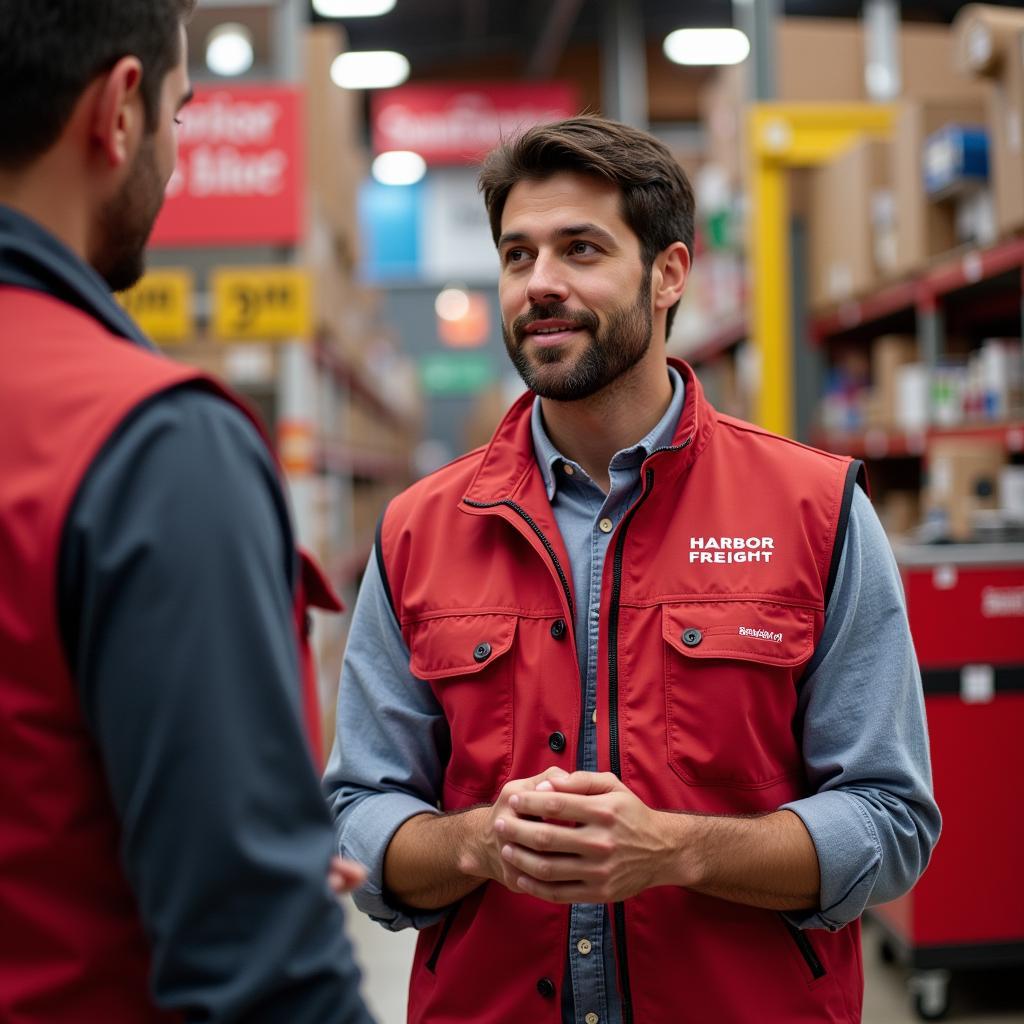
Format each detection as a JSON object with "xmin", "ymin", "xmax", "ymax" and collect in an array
[
  {"xmin": 0, "ymin": 0, "xmax": 195, "ymax": 170},
  {"xmin": 478, "ymin": 115, "xmax": 695, "ymax": 333}
]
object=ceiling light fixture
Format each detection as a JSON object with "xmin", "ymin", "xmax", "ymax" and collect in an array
[
  {"xmin": 372, "ymin": 150, "xmax": 426, "ymax": 186},
  {"xmin": 313, "ymin": 0, "xmax": 397, "ymax": 16},
  {"xmin": 206, "ymin": 23, "xmax": 254, "ymax": 77},
  {"xmin": 330, "ymin": 50, "xmax": 409, "ymax": 90},
  {"xmin": 663, "ymin": 28, "xmax": 750, "ymax": 67}
]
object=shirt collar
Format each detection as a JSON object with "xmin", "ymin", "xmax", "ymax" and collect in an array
[
  {"xmin": 531, "ymin": 364, "xmax": 686, "ymax": 500},
  {"xmin": 0, "ymin": 203, "xmax": 153, "ymax": 350}
]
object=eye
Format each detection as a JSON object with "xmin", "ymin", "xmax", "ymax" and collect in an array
[
  {"xmin": 504, "ymin": 247, "xmax": 528, "ymax": 264},
  {"xmin": 174, "ymin": 117, "xmax": 184, "ymax": 126},
  {"xmin": 568, "ymin": 240, "xmax": 597, "ymax": 256}
]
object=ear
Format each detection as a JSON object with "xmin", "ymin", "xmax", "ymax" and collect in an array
[
  {"xmin": 90, "ymin": 56, "xmax": 145, "ymax": 168},
  {"xmin": 652, "ymin": 241, "xmax": 691, "ymax": 313}
]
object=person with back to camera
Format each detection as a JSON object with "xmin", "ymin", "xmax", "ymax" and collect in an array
[
  {"xmin": 0, "ymin": 2, "xmax": 373, "ymax": 1020},
  {"xmin": 324, "ymin": 115, "xmax": 941, "ymax": 1023}
]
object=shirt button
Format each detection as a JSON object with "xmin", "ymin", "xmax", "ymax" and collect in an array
[
  {"xmin": 536, "ymin": 976, "xmax": 556, "ymax": 999},
  {"xmin": 591, "ymin": 708, "xmax": 597, "ymax": 725},
  {"xmin": 563, "ymin": 464, "xmax": 575, "ymax": 476},
  {"xmin": 681, "ymin": 628, "xmax": 702, "ymax": 648},
  {"xmin": 473, "ymin": 642, "xmax": 492, "ymax": 662},
  {"xmin": 550, "ymin": 618, "xmax": 567, "ymax": 639},
  {"xmin": 598, "ymin": 517, "xmax": 613, "ymax": 534},
  {"xmin": 576, "ymin": 938, "xmax": 592, "ymax": 955},
  {"xmin": 585, "ymin": 1013, "xmax": 600, "ymax": 1024},
  {"xmin": 548, "ymin": 731, "xmax": 566, "ymax": 753}
]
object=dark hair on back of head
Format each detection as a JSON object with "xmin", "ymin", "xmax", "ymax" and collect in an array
[
  {"xmin": 0, "ymin": 0, "xmax": 195, "ymax": 170},
  {"xmin": 478, "ymin": 115, "xmax": 695, "ymax": 333}
]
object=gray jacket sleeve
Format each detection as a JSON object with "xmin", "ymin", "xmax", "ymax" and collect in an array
[
  {"xmin": 782, "ymin": 486, "xmax": 942, "ymax": 931},
  {"xmin": 59, "ymin": 385, "xmax": 373, "ymax": 1023}
]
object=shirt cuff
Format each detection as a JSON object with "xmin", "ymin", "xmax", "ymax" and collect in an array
[
  {"xmin": 338, "ymin": 791, "xmax": 444, "ymax": 932},
  {"xmin": 780, "ymin": 790, "xmax": 882, "ymax": 931}
]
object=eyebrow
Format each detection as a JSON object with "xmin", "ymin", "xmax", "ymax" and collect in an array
[
  {"xmin": 497, "ymin": 222, "xmax": 618, "ymax": 250},
  {"xmin": 177, "ymin": 88, "xmax": 194, "ymax": 112}
]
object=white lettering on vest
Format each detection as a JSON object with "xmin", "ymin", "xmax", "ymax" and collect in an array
[{"xmin": 688, "ymin": 535, "xmax": 776, "ymax": 565}]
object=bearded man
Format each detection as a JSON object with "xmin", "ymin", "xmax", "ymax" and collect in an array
[{"xmin": 324, "ymin": 116, "xmax": 940, "ymax": 1024}]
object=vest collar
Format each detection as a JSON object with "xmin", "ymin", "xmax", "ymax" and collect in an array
[
  {"xmin": 462, "ymin": 357, "xmax": 716, "ymax": 506},
  {"xmin": 0, "ymin": 203, "xmax": 152, "ymax": 349}
]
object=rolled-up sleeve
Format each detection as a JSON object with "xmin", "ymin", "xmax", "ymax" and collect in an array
[
  {"xmin": 782, "ymin": 486, "xmax": 941, "ymax": 931},
  {"xmin": 323, "ymin": 551, "xmax": 448, "ymax": 931}
]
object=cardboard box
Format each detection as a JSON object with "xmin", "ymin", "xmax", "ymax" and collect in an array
[
  {"xmin": 305, "ymin": 24, "xmax": 364, "ymax": 244},
  {"xmin": 890, "ymin": 98, "xmax": 987, "ymax": 277},
  {"xmin": 952, "ymin": 5, "xmax": 1024, "ymax": 236},
  {"xmin": 871, "ymin": 335, "xmax": 919, "ymax": 428},
  {"xmin": 924, "ymin": 437, "xmax": 1006, "ymax": 540},
  {"xmin": 810, "ymin": 137, "xmax": 892, "ymax": 308},
  {"xmin": 877, "ymin": 490, "xmax": 921, "ymax": 537}
]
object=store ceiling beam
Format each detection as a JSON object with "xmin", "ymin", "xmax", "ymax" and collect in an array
[
  {"xmin": 733, "ymin": 0, "xmax": 777, "ymax": 101},
  {"xmin": 525, "ymin": 0, "xmax": 585, "ymax": 79},
  {"xmin": 602, "ymin": 0, "xmax": 647, "ymax": 127}
]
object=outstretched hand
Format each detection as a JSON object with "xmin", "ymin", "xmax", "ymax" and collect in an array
[
  {"xmin": 328, "ymin": 856, "xmax": 368, "ymax": 897},
  {"xmin": 494, "ymin": 771, "xmax": 686, "ymax": 904}
]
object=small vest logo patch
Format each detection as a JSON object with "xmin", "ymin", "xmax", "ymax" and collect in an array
[
  {"xmin": 738, "ymin": 626, "xmax": 783, "ymax": 643},
  {"xmin": 689, "ymin": 536, "xmax": 775, "ymax": 564}
]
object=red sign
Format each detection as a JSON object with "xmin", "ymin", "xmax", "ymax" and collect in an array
[
  {"xmin": 150, "ymin": 85, "xmax": 305, "ymax": 247},
  {"xmin": 372, "ymin": 82, "xmax": 578, "ymax": 165}
]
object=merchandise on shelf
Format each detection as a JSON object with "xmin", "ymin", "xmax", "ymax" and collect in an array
[
  {"xmin": 891, "ymin": 98, "xmax": 988, "ymax": 278},
  {"xmin": 952, "ymin": 4, "xmax": 1024, "ymax": 237},
  {"xmin": 923, "ymin": 436, "xmax": 1006, "ymax": 541},
  {"xmin": 810, "ymin": 137, "xmax": 893, "ymax": 307},
  {"xmin": 923, "ymin": 124, "xmax": 989, "ymax": 198}
]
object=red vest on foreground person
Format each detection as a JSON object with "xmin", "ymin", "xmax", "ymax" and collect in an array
[
  {"xmin": 0, "ymin": 287, "xmax": 336, "ymax": 1022},
  {"xmin": 379, "ymin": 359, "xmax": 866, "ymax": 1024}
]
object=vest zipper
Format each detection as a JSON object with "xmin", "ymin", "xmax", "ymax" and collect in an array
[
  {"xmin": 781, "ymin": 916, "xmax": 827, "ymax": 980},
  {"xmin": 462, "ymin": 499, "xmax": 575, "ymax": 620},
  {"xmin": 607, "ymin": 466, "xmax": 656, "ymax": 1024},
  {"xmin": 425, "ymin": 901, "xmax": 461, "ymax": 974}
]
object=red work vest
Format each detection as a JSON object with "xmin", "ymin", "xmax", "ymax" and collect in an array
[
  {"xmin": 379, "ymin": 359, "xmax": 865, "ymax": 1024},
  {"xmin": 0, "ymin": 287, "xmax": 337, "ymax": 1022}
]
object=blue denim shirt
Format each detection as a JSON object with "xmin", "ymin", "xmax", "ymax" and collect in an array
[{"xmin": 324, "ymin": 367, "xmax": 940, "ymax": 1022}]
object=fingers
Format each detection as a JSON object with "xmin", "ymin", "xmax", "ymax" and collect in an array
[
  {"xmin": 509, "ymin": 788, "xmax": 615, "ymax": 827},
  {"xmin": 544, "ymin": 771, "xmax": 622, "ymax": 796},
  {"xmin": 328, "ymin": 856, "xmax": 368, "ymax": 896}
]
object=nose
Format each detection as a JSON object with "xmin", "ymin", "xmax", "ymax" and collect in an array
[{"xmin": 525, "ymin": 251, "xmax": 569, "ymax": 306}]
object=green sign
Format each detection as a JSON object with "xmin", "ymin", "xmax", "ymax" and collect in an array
[{"xmin": 420, "ymin": 352, "xmax": 496, "ymax": 396}]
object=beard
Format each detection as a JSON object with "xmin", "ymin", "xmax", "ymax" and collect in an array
[
  {"xmin": 94, "ymin": 134, "xmax": 165, "ymax": 293},
  {"xmin": 502, "ymin": 265, "xmax": 653, "ymax": 402}
]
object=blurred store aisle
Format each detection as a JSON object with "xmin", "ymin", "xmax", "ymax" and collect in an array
[{"xmin": 342, "ymin": 902, "xmax": 1023, "ymax": 1023}]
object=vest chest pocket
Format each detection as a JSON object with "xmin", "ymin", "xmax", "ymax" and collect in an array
[
  {"xmin": 408, "ymin": 613, "xmax": 517, "ymax": 800},
  {"xmin": 661, "ymin": 600, "xmax": 816, "ymax": 789}
]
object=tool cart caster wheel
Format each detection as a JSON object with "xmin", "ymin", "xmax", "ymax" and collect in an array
[{"xmin": 909, "ymin": 969, "xmax": 951, "ymax": 1021}]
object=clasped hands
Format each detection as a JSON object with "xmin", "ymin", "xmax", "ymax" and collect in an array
[{"xmin": 464, "ymin": 767, "xmax": 689, "ymax": 904}]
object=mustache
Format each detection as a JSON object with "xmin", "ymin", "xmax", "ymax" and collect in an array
[{"xmin": 511, "ymin": 303, "xmax": 600, "ymax": 341}]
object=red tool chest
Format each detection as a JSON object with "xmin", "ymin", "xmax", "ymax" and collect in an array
[{"xmin": 869, "ymin": 545, "xmax": 1024, "ymax": 1019}]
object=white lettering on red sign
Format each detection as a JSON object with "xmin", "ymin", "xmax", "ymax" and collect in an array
[
  {"xmin": 167, "ymin": 94, "xmax": 288, "ymax": 200},
  {"xmin": 981, "ymin": 586, "xmax": 1024, "ymax": 617}
]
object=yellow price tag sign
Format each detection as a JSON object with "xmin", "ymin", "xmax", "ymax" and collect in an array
[
  {"xmin": 117, "ymin": 269, "xmax": 194, "ymax": 343},
  {"xmin": 211, "ymin": 267, "xmax": 312, "ymax": 341}
]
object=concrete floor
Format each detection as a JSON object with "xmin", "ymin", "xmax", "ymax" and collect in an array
[{"xmin": 340, "ymin": 899, "xmax": 1024, "ymax": 1023}]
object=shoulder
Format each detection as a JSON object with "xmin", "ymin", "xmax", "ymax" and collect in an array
[
  {"xmin": 712, "ymin": 412, "xmax": 856, "ymax": 491},
  {"xmin": 714, "ymin": 412, "xmax": 852, "ymax": 468},
  {"xmin": 384, "ymin": 443, "xmax": 490, "ymax": 523}
]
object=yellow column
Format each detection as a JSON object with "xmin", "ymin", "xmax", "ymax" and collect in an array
[{"xmin": 751, "ymin": 159, "xmax": 791, "ymax": 436}]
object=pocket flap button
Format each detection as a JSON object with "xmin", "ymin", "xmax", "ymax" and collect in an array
[{"xmin": 682, "ymin": 628, "xmax": 703, "ymax": 648}]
